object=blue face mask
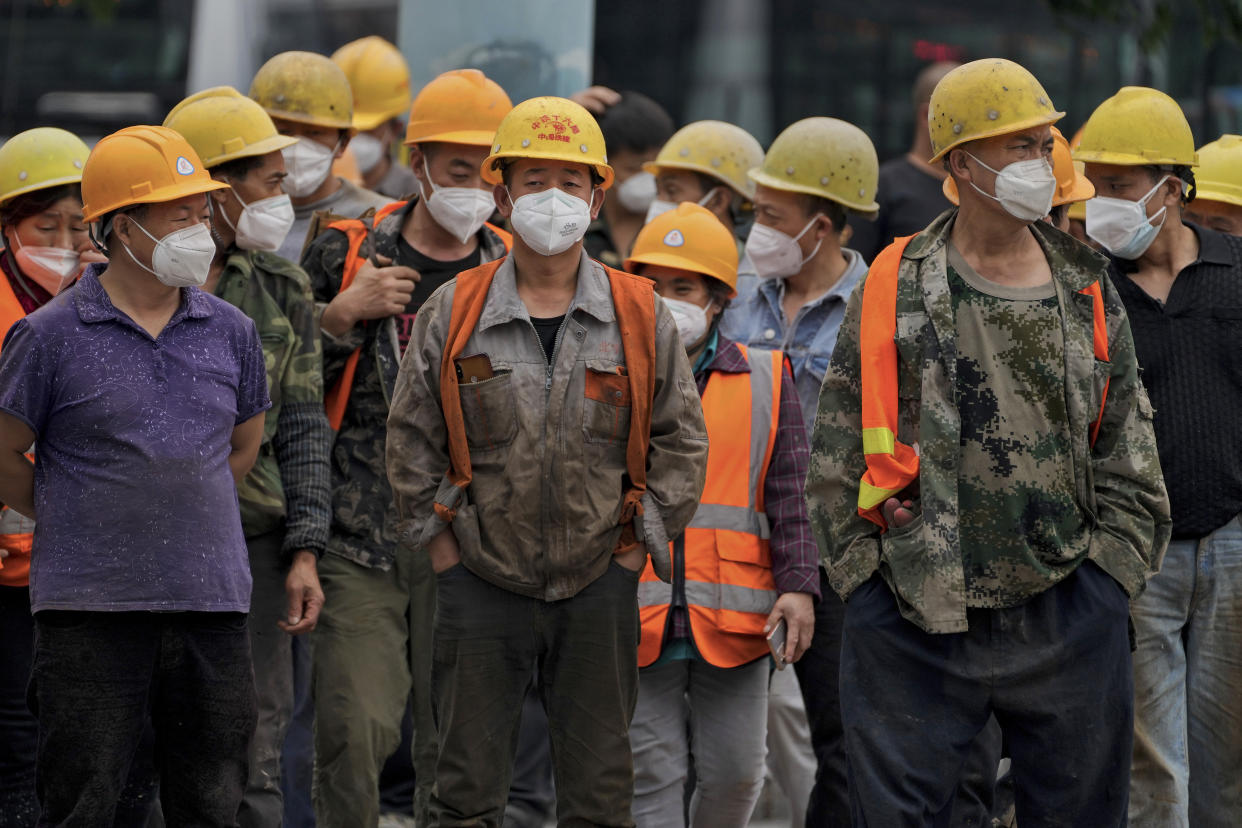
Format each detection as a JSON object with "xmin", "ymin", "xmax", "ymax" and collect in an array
[{"xmin": 1085, "ymin": 175, "xmax": 1171, "ymax": 260}]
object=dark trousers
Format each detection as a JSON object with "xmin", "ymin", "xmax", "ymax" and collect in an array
[
  {"xmin": 0, "ymin": 586, "xmax": 37, "ymax": 828},
  {"xmin": 431, "ymin": 561, "xmax": 640, "ymax": 827},
  {"xmin": 840, "ymin": 562, "xmax": 1133, "ymax": 828},
  {"xmin": 30, "ymin": 610, "xmax": 257, "ymax": 828}
]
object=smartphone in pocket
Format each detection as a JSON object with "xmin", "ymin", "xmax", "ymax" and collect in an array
[
  {"xmin": 454, "ymin": 353, "xmax": 494, "ymax": 383},
  {"xmin": 767, "ymin": 618, "xmax": 788, "ymax": 669}
]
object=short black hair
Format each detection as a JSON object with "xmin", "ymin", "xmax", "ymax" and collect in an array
[
  {"xmin": 1145, "ymin": 164, "xmax": 1197, "ymax": 204},
  {"xmin": 1049, "ymin": 204, "xmax": 1068, "ymax": 227},
  {"xmin": 800, "ymin": 195, "xmax": 847, "ymax": 234},
  {"xmin": 94, "ymin": 203, "xmax": 149, "ymax": 255},
  {"xmin": 212, "ymin": 154, "xmax": 266, "ymax": 183},
  {"xmin": 597, "ymin": 92, "xmax": 674, "ymax": 156},
  {"xmin": 0, "ymin": 184, "xmax": 80, "ymax": 229},
  {"xmin": 707, "ymin": 279, "xmax": 733, "ymax": 312}
]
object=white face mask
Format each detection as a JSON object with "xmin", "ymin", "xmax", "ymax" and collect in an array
[
  {"xmin": 507, "ymin": 187, "xmax": 594, "ymax": 257},
  {"xmin": 220, "ymin": 189, "xmax": 295, "ymax": 252},
  {"xmin": 13, "ymin": 236, "xmax": 80, "ymax": 295},
  {"xmin": 281, "ymin": 138, "xmax": 337, "ymax": 198},
  {"xmin": 644, "ymin": 186, "xmax": 723, "ymax": 225},
  {"xmin": 965, "ymin": 153, "xmax": 1056, "ymax": 223},
  {"xmin": 616, "ymin": 171, "xmax": 657, "ymax": 214},
  {"xmin": 419, "ymin": 159, "xmax": 496, "ymax": 244},
  {"xmin": 662, "ymin": 296, "xmax": 711, "ymax": 348},
  {"xmin": 123, "ymin": 218, "xmax": 216, "ymax": 287},
  {"xmin": 745, "ymin": 215, "xmax": 823, "ymax": 280},
  {"xmin": 1085, "ymin": 175, "xmax": 1171, "ymax": 260},
  {"xmin": 350, "ymin": 132, "xmax": 386, "ymax": 174}
]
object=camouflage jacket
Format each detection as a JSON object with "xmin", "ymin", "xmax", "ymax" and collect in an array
[
  {"xmin": 302, "ymin": 199, "xmax": 509, "ymax": 569},
  {"xmin": 214, "ymin": 249, "xmax": 332, "ymax": 557},
  {"xmin": 805, "ymin": 210, "xmax": 1171, "ymax": 633}
]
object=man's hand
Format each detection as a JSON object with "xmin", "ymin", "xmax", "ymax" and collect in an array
[
  {"xmin": 765, "ymin": 591, "xmax": 815, "ymax": 665},
  {"xmin": 882, "ymin": 497, "xmax": 918, "ymax": 529},
  {"xmin": 569, "ymin": 85, "xmax": 621, "ymax": 115},
  {"xmin": 429, "ymin": 526, "xmax": 462, "ymax": 574},
  {"xmin": 320, "ymin": 254, "xmax": 419, "ymax": 336},
  {"xmin": 614, "ymin": 541, "xmax": 647, "ymax": 573},
  {"xmin": 278, "ymin": 550, "xmax": 324, "ymax": 635}
]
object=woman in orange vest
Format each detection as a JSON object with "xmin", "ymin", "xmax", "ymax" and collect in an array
[
  {"xmin": 623, "ymin": 203, "xmax": 820, "ymax": 828},
  {"xmin": 0, "ymin": 126, "xmax": 96, "ymax": 826}
]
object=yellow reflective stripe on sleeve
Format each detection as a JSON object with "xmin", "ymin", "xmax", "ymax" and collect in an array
[
  {"xmin": 862, "ymin": 427, "xmax": 896, "ymax": 456},
  {"xmin": 859, "ymin": 479, "xmax": 904, "ymax": 511}
]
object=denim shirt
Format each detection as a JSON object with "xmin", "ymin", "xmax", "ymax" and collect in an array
[{"xmin": 720, "ymin": 248, "xmax": 868, "ymax": 426}]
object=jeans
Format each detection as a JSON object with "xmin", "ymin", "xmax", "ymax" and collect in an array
[
  {"xmin": 1129, "ymin": 514, "xmax": 1242, "ymax": 828},
  {"xmin": 0, "ymin": 586, "xmax": 37, "ymax": 828},
  {"xmin": 840, "ymin": 563, "xmax": 1133, "ymax": 828},
  {"xmin": 431, "ymin": 561, "xmax": 640, "ymax": 827},
  {"xmin": 30, "ymin": 610, "xmax": 256, "ymax": 828},
  {"xmin": 630, "ymin": 656, "xmax": 769, "ymax": 828}
]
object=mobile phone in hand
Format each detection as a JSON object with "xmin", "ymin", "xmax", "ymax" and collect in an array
[{"xmin": 767, "ymin": 618, "xmax": 788, "ymax": 669}]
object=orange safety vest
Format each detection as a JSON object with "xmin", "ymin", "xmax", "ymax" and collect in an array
[
  {"xmin": 0, "ymin": 272, "xmax": 33, "ymax": 585},
  {"xmin": 438, "ymin": 257, "xmax": 656, "ymax": 542},
  {"xmin": 857, "ymin": 235, "xmax": 1111, "ymax": 529},
  {"xmin": 637, "ymin": 345, "xmax": 783, "ymax": 669},
  {"xmin": 322, "ymin": 200, "xmax": 513, "ymax": 430}
]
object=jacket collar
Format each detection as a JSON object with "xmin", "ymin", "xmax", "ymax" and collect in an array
[
  {"xmin": 757, "ymin": 247, "xmax": 867, "ymax": 309},
  {"xmin": 477, "ymin": 248, "xmax": 616, "ymax": 332}
]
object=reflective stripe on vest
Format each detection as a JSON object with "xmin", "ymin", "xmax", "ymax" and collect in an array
[
  {"xmin": 857, "ymin": 236, "xmax": 1112, "ymax": 530},
  {"xmin": 637, "ymin": 345, "xmax": 783, "ymax": 669}
]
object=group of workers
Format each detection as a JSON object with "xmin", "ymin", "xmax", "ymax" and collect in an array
[{"xmin": 0, "ymin": 29, "xmax": 1238, "ymax": 828}]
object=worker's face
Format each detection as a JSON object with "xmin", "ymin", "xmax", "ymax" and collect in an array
[
  {"xmin": 640, "ymin": 263, "xmax": 722, "ymax": 338},
  {"xmin": 950, "ymin": 125, "xmax": 1054, "ymax": 213},
  {"xmin": 610, "ymin": 147, "xmax": 659, "ymax": 188},
  {"xmin": 114, "ymin": 193, "xmax": 212, "ymax": 267},
  {"xmin": 496, "ymin": 158, "xmax": 603, "ymax": 218},
  {"xmin": 270, "ymin": 117, "xmax": 346, "ymax": 156},
  {"xmin": 411, "ymin": 142, "xmax": 491, "ymax": 193},
  {"xmin": 366, "ymin": 119, "xmax": 402, "ymax": 151},
  {"xmin": 752, "ymin": 183, "xmax": 830, "ymax": 256},
  {"xmin": 4, "ymin": 195, "xmax": 90, "ymax": 255},
  {"xmin": 1184, "ymin": 196, "xmax": 1242, "ymax": 236},
  {"xmin": 1084, "ymin": 163, "xmax": 1183, "ymax": 218},
  {"xmin": 211, "ymin": 150, "xmax": 288, "ymax": 233}
]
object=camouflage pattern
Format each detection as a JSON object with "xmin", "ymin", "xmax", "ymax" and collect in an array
[
  {"xmin": 215, "ymin": 248, "xmax": 331, "ymax": 555},
  {"xmin": 302, "ymin": 199, "xmax": 509, "ymax": 569},
  {"xmin": 804, "ymin": 209, "xmax": 1172, "ymax": 633}
]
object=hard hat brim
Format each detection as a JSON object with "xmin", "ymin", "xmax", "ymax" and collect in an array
[
  {"xmin": 748, "ymin": 168, "xmax": 879, "ymax": 214},
  {"xmin": 1071, "ymin": 147, "xmax": 1199, "ymax": 167},
  {"xmin": 208, "ymin": 133, "xmax": 299, "ymax": 168},
  {"xmin": 622, "ymin": 251, "xmax": 738, "ymax": 298},
  {"xmin": 83, "ymin": 178, "xmax": 230, "ymax": 223},
  {"xmin": 1053, "ymin": 177, "xmax": 1095, "ymax": 207},
  {"xmin": 1191, "ymin": 188, "xmax": 1242, "ymax": 209},
  {"xmin": 0, "ymin": 172, "xmax": 85, "ymax": 207},
  {"xmin": 353, "ymin": 106, "xmax": 408, "ymax": 132},
  {"xmin": 481, "ymin": 149, "xmax": 615, "ymax": 190},
  {"xmin": 261, "ymin": 107, "xmax": 355, "ymax": 133},
  {"xmin": 642, "ymin": 160, "xmax": 754, "ymax": 200},
  {"xmin": 405, "ymin": 129, "xmax": 500, "ymax": 149},
  {"xmin": 929, "ymin": 110, "xmax": 1066, "ymax": 163}
]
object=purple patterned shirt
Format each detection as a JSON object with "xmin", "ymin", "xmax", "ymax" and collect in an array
[{"xmin": 0, "ymin": 266, "xmax": 270, "ymax": 613}]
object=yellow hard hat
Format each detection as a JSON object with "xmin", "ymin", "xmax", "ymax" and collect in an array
[
  {"xmin": 404, "ymin": 69, "xmax": 512, "ymax": 147},
  {"xmin": 1193, "ymin": 134, "xmax": 1242, "ymax": 207},
  {"xmin": 482, "ymin": 96, "xmax": 614, "ymax": 189},
  {"xmin": 1067, "ymin": 199, "xmax": 1086, "ymax": 223},
  {"xmin": 644, "ymin": 120, "xmax": 764, "ymax": 200},
  {"xmin": 0, "ymin": 127, "xmax": 90, "ymax": 206},
  {"xmin": 943, "ymin": 126, "xmax": 1093, "ymax": 207},
  {"xmin": 928, "ymin": 58, "xmax": 1063, "ymax": 163},
  {"xmin": 1073, "ymin": 86, "xmax": 1197, "ymax": 167},
  {"xmin": 81, "ymin": 125, "xmax": 229, "ymax": 222},
  {"xmin": 624, "ymin": 202, "xmax": 739, "ymax": 296},
  {"xmin": 748, "ymin": 117, "xmax": 879, "ymax": 214},
  {"xmin": 249, "ymin": 51, "xmax": 355, "ymax": 132},
  {"xmin": 164, "ymin": 86, "xmax": 297, "ymax": 169},
  {"xmin": 331, "ymin": 36, "xmax": 412, "ymax": 131}
]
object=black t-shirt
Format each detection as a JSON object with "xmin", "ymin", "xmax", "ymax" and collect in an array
[
  {"xmin": 393, "ymin": 236, "xmax": 482, "ymax": 350},
  {"xmin": 530, "ymin": 315, "xmax": 565, "ymax": 363},
  {"xmin": 847, "ymin": 156, "xmax": 952, "ymax": 262}
]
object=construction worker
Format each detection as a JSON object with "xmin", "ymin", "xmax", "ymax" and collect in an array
[
  {"xmin": 163, "ymin": 87, "xmax": 330, "ymax": 828},
  {"xmin": 385, "ymin": 95, "xmax": 708, "ymax": 825},
  {"xmin": 623, "ymin": 202, "xmax": 819, "ymax": 828},
  {"xmin": 944, "ymin": 125, "xmax": 1095, "ymax": 231},
  {"xmin": 0, "ymin": 125, "xmax": 271, "ymax": 824},
  {"xmin": 806, "ymin": 59, "xmax": 1170, "ymax": 825},
  {"xmin": 1183, "ymin": 134, "xmax": 1242, "ymax": 235},
  {"xmin": 297, "ymin": 68, "xmax": 512, "ymax": 826},
  {"xmin": 583, "ymin": 91, "xmax": 675, "ymax": 267},
  {"xmin": 847, "ymin": 61, "xmax": 959, "ymax": 262},
  {"xmin": 717, "ymin": 115, "xmax": 879, "ymax": 827},
  {"xmin": 248, "ymin": 50, "xmax": 389, "ymax": 262},
  {"xmin": 332, "ymin": 35, "xmax": 418, "ymax": 200},
  {"xmin": 1076, "ymin": 87, "xmax": 1242, "ymax": 828},
  {"xmin": 0, "ymin": 126, "xmax": 94, "ymax": 828}
]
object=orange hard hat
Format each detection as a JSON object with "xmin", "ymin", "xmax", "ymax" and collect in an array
[
  {"xmin": 625, "ymin": 202, "xmax": 739, "ymax": 296},
  {"xmin": 943, "ymin": 126, "xmax": 1094, "ymax": 208},
  {"xmin": 404, "ymin": 69, "xmax": 512, "ymax": 147},
  {"xmin": 81, "ymin": 125, "xmax": 229, "ymax": 222}
]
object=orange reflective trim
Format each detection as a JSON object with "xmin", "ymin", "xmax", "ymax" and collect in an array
[{"xmin": 1080, "ymin": 281, "xmax": 1110, "ymax": 446}]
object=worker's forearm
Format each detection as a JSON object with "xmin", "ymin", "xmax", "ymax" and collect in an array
[
  {"xmin": 228, "ymin": 447, "xmax": 260, "ymax": 484},
  {"xmin": 0, "ymin": 450, "xmax": 35, "ymax": 518}
]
